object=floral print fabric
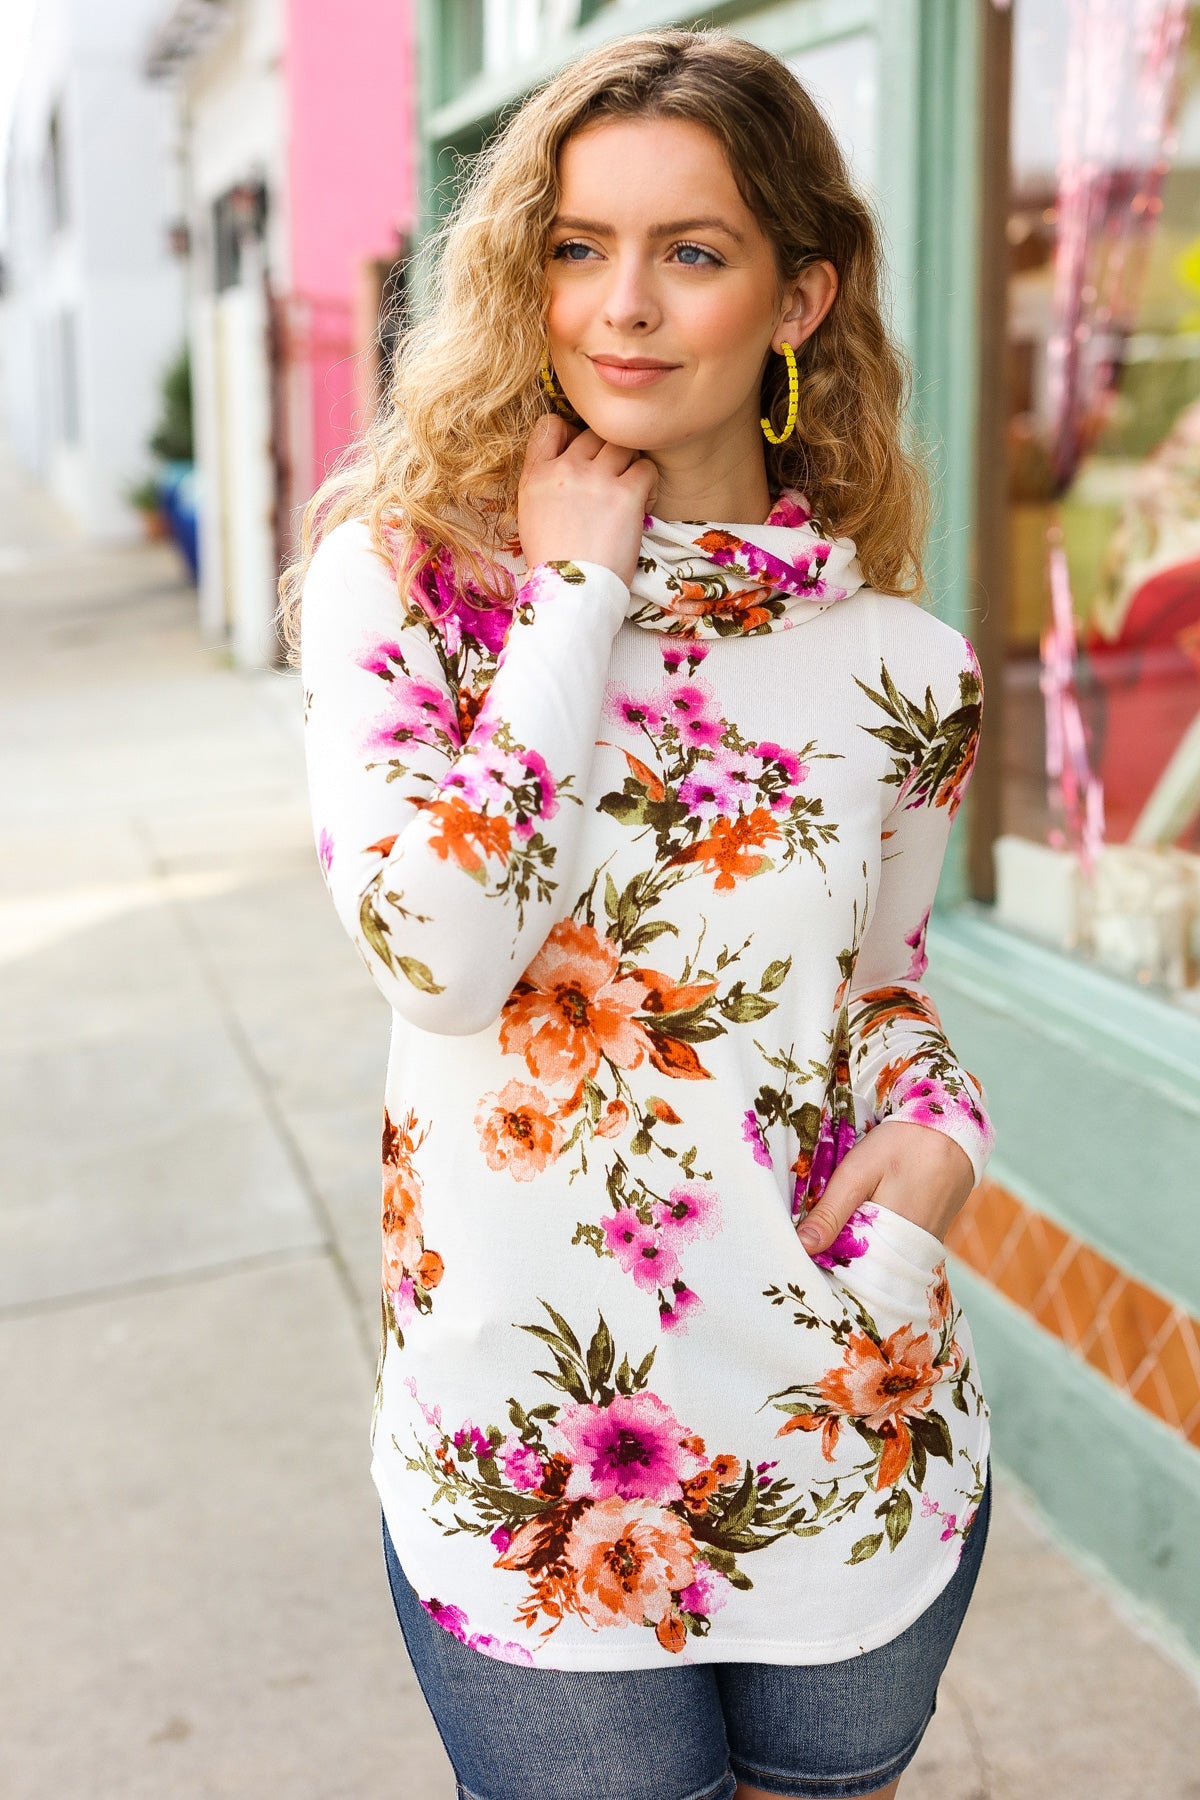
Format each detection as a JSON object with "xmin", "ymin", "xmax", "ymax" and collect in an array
[{"xmin": 300, "ymin": 491, "xmax": 995, "ymax": 1668}]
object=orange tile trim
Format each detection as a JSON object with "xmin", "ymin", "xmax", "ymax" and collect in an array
[{"xmin": 946, "ymin": 1178, "xmax": 1200, "ymax": 1449}]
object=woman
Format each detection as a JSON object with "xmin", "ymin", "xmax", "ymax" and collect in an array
[{"xmin": 281, "ymin": 27, "xmax": 996, "ymax": 1800}]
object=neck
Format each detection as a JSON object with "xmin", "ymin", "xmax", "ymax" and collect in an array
[{"xmin": 641, "ymin": 417, "xmax": 774, "ymax": 526}]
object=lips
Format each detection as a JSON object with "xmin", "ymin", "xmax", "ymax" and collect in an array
[{"xmin": 590, "ymin": 357, "xmax": 678, "ymax": 370}]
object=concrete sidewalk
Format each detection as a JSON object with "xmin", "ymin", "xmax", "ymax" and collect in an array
[{"xmin": 1, "ymin": 459, "xmax": 1196, "ymax": 1798}]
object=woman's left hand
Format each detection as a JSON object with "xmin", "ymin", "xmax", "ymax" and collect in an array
[{"xmin": 796, "ymin": 1120, "xmax": 976, "ymax": 1253}]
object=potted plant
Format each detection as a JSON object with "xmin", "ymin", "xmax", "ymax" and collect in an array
[{"xmin": 126, "ymin": 474, "xmax": 168, "ymax": 540}]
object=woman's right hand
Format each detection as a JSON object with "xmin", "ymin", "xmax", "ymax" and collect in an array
[{"xmin": 516, "ymin": 413, "xmax": 659, "ymax": 591}]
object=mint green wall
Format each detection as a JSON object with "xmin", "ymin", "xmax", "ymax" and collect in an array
[{"xmin": 951, "ymin": 1264, "xmax": 1200, "ymax": 1668}]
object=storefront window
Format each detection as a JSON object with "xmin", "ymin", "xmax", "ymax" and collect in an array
[{"xmin": 997, "ymin": 0, "xmax": 1200, "ymax": 1005}]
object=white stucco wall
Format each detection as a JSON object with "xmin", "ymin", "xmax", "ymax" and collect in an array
[{"xmin": 1, "ymin": 0, "xmax": 186, "ymax": 538}]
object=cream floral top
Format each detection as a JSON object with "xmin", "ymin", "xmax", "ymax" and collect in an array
[{"xmin": 300, "ymin": 489, "xmax": 995, "ymax": 1669}]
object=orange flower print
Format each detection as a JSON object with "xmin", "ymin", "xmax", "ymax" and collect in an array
[
  {"xmin": 381, "ymin": 1167, "xmax": 423, "ymax": 1279},
  {"xmin": 926, "ymin": 1261, "xmax": 952, "ymax": 1329},
  {"xmin": 560, "ymin": 1496, "xmax": 697, "ymax": 1635},
  {"xmin": 500, "ymin": 918, "xmax": 648, "ymax": 1085},
  {"xmin": 475, "ymin": 1078, "xmax": 566, "ymax": 1180},
  {"xmin": 380, "ymin": 1107, "xmax": 441, "ymax": 1347},
  {"xmin": 666, "ymin": 807, "xmax": 782, "ymax": 890},
  {"xmin": 596, "ymin": 1098, "xmax": 630, "ymax": 1139},
  {"xmin": 781, "ymin": 1324, "xmax": 943, "ymax": 1489},
  {"xmin": 681, "ymin": 1453, "xmax": 742, "ymax": 1516},
  {"xmin": 420, "ymin": 793, "xmax": 512, "ymax": 876},
  {"xmin": 416, "ymin": 1249, "xmax": 445, "ymax": 1290}
]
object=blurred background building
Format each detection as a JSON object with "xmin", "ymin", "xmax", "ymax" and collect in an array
[
  {"xmin": 144, "ymin": 0, "xmax": 416, "ymax": 665},
  {"xmin": 0, "ymin": 0, "xmax": 185, "ymax": 537},
  {"xmin": 1, "ymin": 0, "xmax": 1198, "ymax": 1684}
]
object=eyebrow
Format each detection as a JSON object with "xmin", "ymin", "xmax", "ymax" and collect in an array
[{"xmin": 550, "ymin": 214, "xmax": 746, "ymax": 245}]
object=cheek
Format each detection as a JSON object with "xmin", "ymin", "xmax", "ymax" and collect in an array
[
  {"xmin": 685, "ymin": 289, "xmax": 771, "ymax": 364},
  {"xmin": 545, "ymin": 279, "xmax": 590, "ymax": 343}
]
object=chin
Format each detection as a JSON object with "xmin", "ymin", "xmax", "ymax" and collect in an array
[{"xmin": 578, "ymin": 404, "xmax": 679, "ymax": 453}]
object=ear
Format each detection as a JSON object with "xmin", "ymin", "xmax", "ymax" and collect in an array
[{"xmin": 777, "ymin": 259, "xmax": 839, "ymax": 353}]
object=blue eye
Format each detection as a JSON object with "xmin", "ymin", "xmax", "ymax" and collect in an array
[
  {"xmin": 550, "ymin": 239, "xmax": 724, "ymax": 267},
  {"xmin": 673, "ymin": 241, "xmax": 722, "ymax": 267}
]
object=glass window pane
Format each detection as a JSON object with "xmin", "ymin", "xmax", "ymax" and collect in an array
[{"xmin": 997, "ymin": 0, "xmax": 1200, "ymax": 1004}]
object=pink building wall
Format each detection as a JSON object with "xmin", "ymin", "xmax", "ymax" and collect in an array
[{"xmin": 283, "ymin": 0, "xmax": 416, "ymax": 488}]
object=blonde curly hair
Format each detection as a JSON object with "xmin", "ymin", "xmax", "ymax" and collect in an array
[{"xmin": 277, "ymin": 26, "xmax": 929, "ymax": 661}]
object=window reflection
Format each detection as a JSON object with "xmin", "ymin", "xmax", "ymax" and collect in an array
[{"xmin": 997, "ymin": 0, "xmax": 1200, "ymax": 1003}]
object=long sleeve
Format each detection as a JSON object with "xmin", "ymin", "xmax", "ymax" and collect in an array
[
  {"xmin": 300, "ymin": 519, "xmax": 628, "ymax": 1034},
  {"xmin": 846, "ymin": 630, "xmax": 996, "ymax": 1189}
]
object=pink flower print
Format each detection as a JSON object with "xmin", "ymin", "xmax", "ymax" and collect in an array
[
  {"xmin": 754, "ymin": 740, "xmax": 808, "ymax": 786},
  {"xmin": 793, "ymin": 1110, "xmax": 858, "ymax": 1216},
  {"xmin": 467, "ymin": 1632, "xmax": 535, "ymax": 1666},
  {"xmin": 554, "ymin": 1391, "xmax": 705, "ymax": 1504},
  {"xmin": 420, "ymin": 1596, "xmax": 536, "ymax": 1665},
  {"xmin": 403, "ymin": 1374, "xmax": 443, "ymax": 1431},
  {"xmin": 452, "ymin": 1422, "xmax": 492, "ymax": 1461},
  {"xmin": 742, "ymin": 1109, "xmax": 773, "ymax": 1169},
  {"xmin": 601, "ymin": 1208, "xmax": 681, "ymax": 1292},
  {"xmin": 678, "ymin": 1559, "xmax": 733, "ymax": 1619},
  {"xmin": 715, "ymin": 748, "xmax": 761, "ymax": 805},
  {"xmin": 661, "ymin": 641, "xmax": 708, "ymax": 675},
  {"xmin": 677, "ymin": 713, "xmax": 725, "ymax": 751},
  {"xmin": 606, "ymin": 688, "xmax": 664, "ymax": 733},
  {"xmin": 364, "ymin": 677, "xmax": 460, "ymax": 756},
  {"xmin": 940, "ymin": 1514, "xmax": 958, "ymax": 1541},
  {"xmin": 359, "ymin": 640, "xmax": 405, "ymax": 677},
  {"xmin": 755, "ymin": 1458, "xmax": 779, "ymax": 1488},
  {"xmin": 920, "ymin": 1491, "xmax": 941, "ymax": 1519},
  {"xmin": 892, "ymin": 1076, "xmax": 955, "ymax": 1128},
  {"xmin": 501, "ymin": 1437, "xmax": 545, "ymax": 1492},
  {"xmin": 905, "ymin": 908, "xmax": 931, "ymax": 981},
  {"xmin": 662, "ymin": 681, "xmax": 713, "ymax": 724},
  {"xmin": 490, "ymin": 1524, "xmax": 513, "ymax": 1553},
  {"xmin": 391, "ymin": 1276, "xmax": 417, "ymax": 1326},
  {"xmin": 518, "ymin": 745, "xmax": 559, "ymax": 821},
  {"xmin": 653, "ymin": 1182, "xmax": 720, "ymax": 1242},
  {"xmin": 811, "ymin": 1203, "xmax": 879, "ymax": 1271},
  {"xmin": 659, "ymin": 1284, "xmax": 703, "ymax": 1332},
  {"xmin": 420, "ymin": 1596, "xmax": 470, "ymax": 1641},
  {"xmin": 317, "ymin": 827, "xmax": 334, "ymax": 874},
  {"xmin": 765, "ymin": 491, "xmax": 812, "ymax": 528},
  {"xmin": 679, "ymin": 764, "xmax": 739, "ymax": 821}
]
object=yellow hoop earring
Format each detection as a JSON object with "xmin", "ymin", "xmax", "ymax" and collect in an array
[
  {"xmin": 540, "ymin": 351, "xmax": 566, "ymax": 408},
  {"xmin": 761, "ymin": 341, "xmax": 798, "ymax": 445}
]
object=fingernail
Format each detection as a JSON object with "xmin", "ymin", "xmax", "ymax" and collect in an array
[{"xmin": 798, "ymin": 1226, "xmax": 820, "ymax": 1249}]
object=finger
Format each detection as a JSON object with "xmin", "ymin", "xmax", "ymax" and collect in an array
[
  {"xmin": 590, "ymin": 436, "xmax": 640, "ymax": 473},
  {"xmin": 622, "ymin": 454, "xmax": 660, "ymax": 510},
  {"xmin": 796, "ymin": 1161, "xmax": 878, "ymax": 1253},
  {"xmin": 560, "ymin": 427, "xmax": 606, "ymax": 460},
  {"xmin": 522, "ymin": 412, "xmax": 575, "ymax": 469}
]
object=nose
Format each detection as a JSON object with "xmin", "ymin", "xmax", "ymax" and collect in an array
[{"xmin": 600, "ymin": 250, "xmax": 662, "ymax": 335}]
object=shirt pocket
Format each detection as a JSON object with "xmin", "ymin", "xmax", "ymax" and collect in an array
[{"xmin": 814, "ymin": 1200, "xmax": 949, "ymax": 1328}]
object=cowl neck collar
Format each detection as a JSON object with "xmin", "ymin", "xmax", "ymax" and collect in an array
[{"xmin": 626, "ymin": 487, "xmax": 865, "ymax": 637}]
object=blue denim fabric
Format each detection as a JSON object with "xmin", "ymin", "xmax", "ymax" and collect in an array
[{"xmin": 381, "ymin": 1468, "xmax": 991, "ymax": 1800}]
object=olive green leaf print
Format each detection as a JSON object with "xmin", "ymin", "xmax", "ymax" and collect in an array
[{"xmin": 854, "ymin": 649, "xmax": 983, "ymax": 820}]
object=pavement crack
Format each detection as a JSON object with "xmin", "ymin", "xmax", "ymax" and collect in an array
[
  {"xmin": 942, "ymin": 1674, "xmax": 994, "ymax": 1798},
  {"xmin": 130, "ymin": 815, "xmax": 378, "ymax": 1372}
]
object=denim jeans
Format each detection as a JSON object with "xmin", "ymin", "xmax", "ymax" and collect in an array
[{"xmin": 380, "ymin": 1466, "xmax": 991, "ymax": 1799}]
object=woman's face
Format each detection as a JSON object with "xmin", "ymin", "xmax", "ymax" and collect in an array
[{"xmin": 544, "ymin": 115, "xmax": 836, "ymax": 468}]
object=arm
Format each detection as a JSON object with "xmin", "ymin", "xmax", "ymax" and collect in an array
[
  {"xmin": 847, "ymin": 634, "xmax": 995, "ymax": 1191},
  {"xmin": 300, "ymin": 519, "xmax": 627, "ymax": 1033}
]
